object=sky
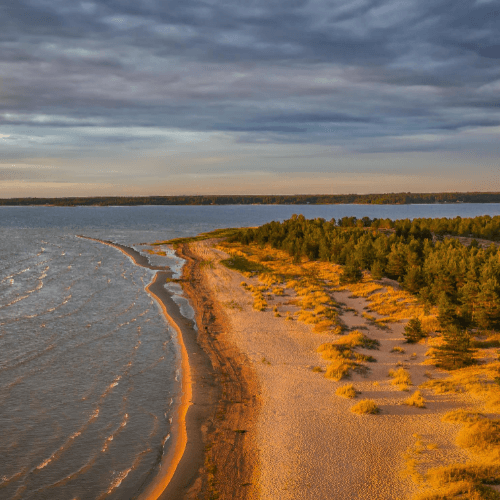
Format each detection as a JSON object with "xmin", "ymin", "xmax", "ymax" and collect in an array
[{"xmin": 0, "ymin": 0, "xmax": 499, "ymax": 197}]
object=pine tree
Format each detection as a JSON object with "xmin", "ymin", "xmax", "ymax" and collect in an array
[
  {"xmin": 437, "ymin": 292, "xmax": 460, "ymax": 329},
  {"xmin": 433, "ymin": 326, "xmax": 476, "ymax": 370},
  {"xmin": 403, "ymin": 317, "xmax": 425, "ymax": 343},
  {"xmin": 386, "ymin": 243, "xmax": 407, "ymax": 279},
  {"xmin": 475, "ymin": 277, "xmax": 500, "ymax": 330},
  {"xmin": 403, "ymin": 266, "xmax": 424, "ymax": 295},
  {"xmin": 340, "ymin": 261, "xmax": 363, "ymax": 284},
  {"xmin": 370, "ymin": 260, "xmax": 384, "ymax": 280}
]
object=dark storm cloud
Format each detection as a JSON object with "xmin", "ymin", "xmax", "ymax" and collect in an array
[{"xmin": 0, "ymin": 0, "xmax": 499, "ymax": 155}]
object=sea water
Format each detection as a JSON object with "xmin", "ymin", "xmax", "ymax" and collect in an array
[{"xmin": 1, "ymin": 204, "xmax": 500, "ymax": 499}]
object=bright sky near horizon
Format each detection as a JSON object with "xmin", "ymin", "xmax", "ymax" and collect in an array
[{"xmin": 0, "ymin": 0, "xmax": 499, "ymax": 197}]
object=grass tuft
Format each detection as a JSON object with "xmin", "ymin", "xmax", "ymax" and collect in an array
[
  {"xmin": 336, "ymin": 383, "xmax": 358, "ymax": 398},
  {"xmin": 351, "ymin": 399, "xmax": 380, "ymax": 414},
  {"xmin": 391, "ymin": 346, "xmax": 406, "ymax": 353},
  {"xmin": 325, "ymin": 359, "xmax": 353, "ymax": 381},
  {"xmin": 442, "ymin": 410, "xmax": 486, "ymax": 424},
  {"xmin": 403, "ymin": 390, "xmax": 426, "ymax": 408},
  {"xmin": 455, "ymin": 419, "xmax": 500, "ymax": 457},
  {"xmin": 389, "ymin": 367, "xmax": 412, "ymax": 390}
]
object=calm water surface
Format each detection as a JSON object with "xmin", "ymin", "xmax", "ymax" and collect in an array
[{"xmin": 1, "ymin": 204, "xmax": 499, "ymax": 499}]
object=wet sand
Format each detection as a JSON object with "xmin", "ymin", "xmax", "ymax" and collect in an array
[{"xmin": 79, "ymin": 236, "xmax": 258, "ymax": 500}]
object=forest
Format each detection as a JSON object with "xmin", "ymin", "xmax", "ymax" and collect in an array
[
  {"xmin": 2, "ymin": 191, "xmax": 500, "ymax": 206},
  {"xmin": 229, "ymin": 214, "xmax": 500, "ymax": 336}
]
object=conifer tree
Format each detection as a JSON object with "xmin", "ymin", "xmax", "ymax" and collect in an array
[
  {"xmin": 433, "ymin": 326, "xmax": 476, "ymax": 370},
  {"xmin": 437, "ymin": 292, "xmax": 460, "ymax": 329},
  {"xmin": 403, "ymin": 317, "xmax": 425, "ymax": 343},
  {"xmin": 403, "ymin": 266, "xmax": 424, "ymax": 295},
  {"xmin": 475, "ymin": 277, "xmax": 500, "ymax": 329},
  {"xmin": 340, "ymin": 260, "xmax": 363, "ymax": 284},
  {"xmin": 370, "ymin": 260, "xmax": 384, "ymax": 280}
]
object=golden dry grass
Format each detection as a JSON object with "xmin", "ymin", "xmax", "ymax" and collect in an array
[
  {"xmin": 145, "ymin": 248, "xmax": 167, "ymax": 256},
  {"xmin": 391, "ymin": 346, "xmax": 406, "ymax": 353},
  {"xmin": 389, "ymin": 367, "xmax": 412, "ymax": 391},
  {"xmin": 335, "ymin": 383, "xmax": 358, "ymax": 398},
  {"xmin": 456, "ymin": 419, "xmax": 500, "ymax": 459},
  {"xmin": 442, "ymin": 410, "xmax": 486, "ymax": 424},
  {"xmin": 324, "ymin": 359, "xmax": 353, "ymax": 381},
  {"xmin": 413, "ymin": 462, "xmax": 500, "ymax": 499},
  {"xmin": 403, "ymin": 390, "xmax": 426, "ymax": 408},
  {"xmin": 350, "ymin": 399, "xmax": 380, "ymax": 415},
  {"xmin": 217, "ymin": 239, "xmax": 500, "ymax": 498}
]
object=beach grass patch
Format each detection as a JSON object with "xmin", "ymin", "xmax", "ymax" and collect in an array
[
  {"xmin": 325, "ymin": 359, "xmax": 353, "ymax": 381},
  {"xmin": 335, "ymin": 330, "xmax": 380, "ymax": 350},
  {"xmin": 442, "ymin": 410, "xmax": 486, "ymax": 424},
  {"xmin": 403, "ymin": 390, "xmax": 426, "ymax": 408},
  {"xmin": 456, "ymin": 419, "xmax": 500, "ymax": 457},
  {"xmin": 354, "ymin": 352, "xmax": 377, "ymax": 362},
  {"xmin": 420, "ymin": 379, "xmax": 459, "ymax": 394},
  {"xmin": 336, "ymin": 384, "xmax": 358, "ymax": 398},
  {"xmin": 223, "ymin": 300, "xmax": 242, "ymax": 311},
  {"xmin": 413, "ymin": 463, "xmax": 500, "ymax": 500},
  {"xmin": 389, "ymin": 367, "xmax": 412, "ymax": 390},
  {"xmin": 391, "ymin": 346, "xmax": 406, "ymax": 353},
  {"xmin": 350, "ymin": 399, "xmax": 380, "ymax": 415}
]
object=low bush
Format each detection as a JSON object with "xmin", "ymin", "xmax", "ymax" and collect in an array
[
  {"xmin": 420, "ymin": 379, "xmax": 459, "ymax": 394},
  {"xmin": 336, "ymin": 331, "xmax": 380, "ymax": 350}
]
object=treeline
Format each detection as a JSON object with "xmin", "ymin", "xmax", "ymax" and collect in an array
[
  {"xmin": 3, "ymin": 192, "xmax": 500, "ymax": 206},
  {"xmin": 229, "ymin": 215, "xmax": 500, "ymax": 332}
]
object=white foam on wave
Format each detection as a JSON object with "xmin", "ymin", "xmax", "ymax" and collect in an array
[
  {"xmin": 101, "ymin": 413, "xmax": 128, "ymax": 452},
  {"xmin": 100, "ymin": 375, "xmax": 122, "ymax": 399}
]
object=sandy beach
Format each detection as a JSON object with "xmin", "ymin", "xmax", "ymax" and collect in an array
[
  {"xmin": 176, "ymin": 239, "xmax": 481, "ymax": 500},
  {"xmin": 81, "ymin": 235, "xmax": 488, "ymax": 500}
]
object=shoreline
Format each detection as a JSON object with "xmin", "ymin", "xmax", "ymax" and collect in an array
[
  {"xmin": 78, "ymin": 235, "xmax": 258, "ymax": 499},
  {"xmin": 78, "ymin": 236, "xmax": 202, "ymax": 499}
]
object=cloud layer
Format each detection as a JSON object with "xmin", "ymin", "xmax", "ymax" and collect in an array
[{"xmin": 1, "ymin": 0, "xmax": 499, "ymax": 195}]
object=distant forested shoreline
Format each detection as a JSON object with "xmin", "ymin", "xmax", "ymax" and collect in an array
[{"xmin": 3, "ymin": 192, "xmax": 500, "ymax": 206}]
